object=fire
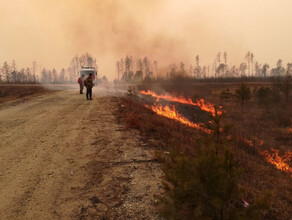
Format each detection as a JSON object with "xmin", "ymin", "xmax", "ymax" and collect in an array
[
  {"xmin": 145, "ymin": 103, "xmax": 211, "ymax": 134},
  {"xmin": 140, "ymin": 90, "xmax": 222, "ymax": 116},
  {"xmin": 242, "ymin": 137, "xmax": 264, "ymax": 148},
  {"xmin": 140, "ymin": 89, "xmax": 292, "ymax": 177},
  {"xmin": 260, "ymin": 149, "xmax": 292, "ymax": 174},
  {"xmin": 244, "ymin": 138, "xmax": 292, "ymax": 176}
]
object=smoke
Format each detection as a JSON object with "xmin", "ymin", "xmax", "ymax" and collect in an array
[
  {"xmin": 1, "ymin": 0, "xmax": 292, "ymax": 79},
  {"xmin": 54, "ymin": 0, "xmax": 190, "ymax": 71}
]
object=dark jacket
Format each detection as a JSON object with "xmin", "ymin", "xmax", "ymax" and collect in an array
[{"xmin": 85, "ymin": 76, "xmax": 94, "ymax": 89}]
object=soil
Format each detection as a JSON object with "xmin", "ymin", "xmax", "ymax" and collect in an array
[
  {"xmin": 0, "ymin": 84, "xmax": 54, "ymax": 105},
  {"xmin": 0, "ymin": 85, "xmax": 162, "ymax": 219}
]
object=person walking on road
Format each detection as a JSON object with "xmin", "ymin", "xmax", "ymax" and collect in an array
[
  {"xmin": 84, "ymin": 73, "xmax": 94, "ymax": 100},
  {"xmin": 78, "ymin": 74, "xmax": 85, "ymax": 94}
]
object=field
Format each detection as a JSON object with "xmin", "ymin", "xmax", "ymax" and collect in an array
[
  {"xmin": 0, "ymin": 84, "xmax": 54, "ymax": 105},
  {"xmin": 118, "ymin": 82, "xmax": 291, "ymax": 219},
  {"xmin": 138, "ymin": 82, "xmax": 292, "ymax": 154},
  {"xmin": 0, "ymin": 83, "xmax": 290, "ymax": 219}
]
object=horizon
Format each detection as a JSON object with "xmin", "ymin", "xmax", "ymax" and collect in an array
[{"xmin": 1, "ymin": 0, "xmax": 292, "ymax": 80}]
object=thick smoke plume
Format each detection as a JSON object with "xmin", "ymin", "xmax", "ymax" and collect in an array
[{"xmin": 0, "ymin": 0, "xmax": 292, "ymax": 79}]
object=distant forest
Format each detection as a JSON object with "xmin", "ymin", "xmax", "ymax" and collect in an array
[
  {"xmin": 0, "ymin": 53, "xmax": 98, "ymax": 84},
  {"xmin": 1, "ymin": 51, "xmax": 291, "ymax": 84},
  {"xmin": 116, "ymin": 52, "xmax": 292, "ymax": 83}
]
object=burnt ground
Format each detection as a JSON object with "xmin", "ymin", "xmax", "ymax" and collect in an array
[
  {"xmin": 134, "ymin": 83, "xmax": 291, "ymax": 219},
  {"xmin": 118, "ymin": 95, "xmax": 292, "ymax": 220},
  {"xmin": 138, "ymin": 94, "xmax": 210, "ymax": 124},
  {"xmin": 138, "ymin": 82, "xmax": 292, "ymax": 163}
]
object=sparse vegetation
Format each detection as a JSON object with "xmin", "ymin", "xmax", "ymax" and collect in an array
[
  {"xmin": 0, "ymin": 84, "xmax": 54, "ymax": 104},
  {"xmin": 235, "ymin": 83, "xmax": 251, "ymax": 107},
  {"xmin": 220, "ymin": 88, "xmax": 232, "ymax": 100},
  {"xmin": 118, "ymin": 81, "xmax": 291, "ymax": 220},
  {"xmin": 255, "ymin": 86, "xmax": 272, "ymax": 113},
  {"xmin": 158, "ymin": 144, "xmax": 272, "ymax": 220},
  {"xmin": 0, "ymin": 53, "xmax": 99, "ymax": 84}
]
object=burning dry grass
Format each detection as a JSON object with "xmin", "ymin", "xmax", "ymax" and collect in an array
[
  {"xmin": 140, "ymin": 90, "xmax": 222, "ymax": 116},
  {"xmin": 117, "ymin": 97, "xmax": 202, "ymax": 155},
  {"xmin": 145, "ymin": 103, "xmax": 210, "ymax": 133},
  {"xmin": 260, "ymin": 149, "xmax": 292, "ymax": 174},
  {"xmin": 140, "ymin": 88, "xmax": 292, "ymax": 177},
  {"xmin": 117, "ymin": 84, "xmax": 291, "ymax": 219}
]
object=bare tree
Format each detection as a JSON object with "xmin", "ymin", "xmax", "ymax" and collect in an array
[
  {"xmin": 143, "ymin": 56, "xmax": 150, "ymax": 77},
  {"xmin": 189, "ymin": 65, "xmax": 193, "ymax": 77},
  {"xmin": 169, "ymin": 63, "xmax": 177, "ymax": 78},
  {"xmin": 194, "ymin": 55, "xmax": 201, "ymax": 79},
  {"xmin": 276, "ymin": 59, "xmax": 285, "ymax": 76},
  {"xmin": 239, "ymin": 62, "xmax": 247, "ymax": 77},
  {"xmin": 250, "ymin": 53, "xmax": 254, "ymax": 76},
  {"xmin": 245, "ymin": 51, "xmax": 251, "ymax": 77},
  {"xmin": 2, "ymin": 61, "xmax": 11, "ymax": 83},
  {"xmin": 180, "ymin": 61, "xmax": 186, "ymax": 76},
  {"xmin": 59, "ymin": 68, "xmax": 66, "ymax": 83},
  {"xmin": 286, "ymin": 63, "xmax": 292, "ymax": 76},
  {"xmin": 116, "ymin": 61, "xmax": 121, "ymax": 82},
  {"xmin": 212, "ymin": 61, "xmax": 216, "ymax": 78},
  {"xmin": 223, "ymin": 52, "xmax": 227, "ymax": 76},
  {"xmin": 32, "ymin": 61, "xmax": 37, "ymax": 76},
  {"xmin": 217, "ymin": 52, "xmax": 221, "ymax": 64},
  {"xmin": 52, "ymin": 68, "xmax": 57, "ymax": 83},
  {"xmin": 0, "ymin": 67, "xmax": 3, "ymax": 83},
  {"xmin": 262, "ymin": 64, "xmax": 269, "ymax": 77},
  {"xmin": 254, "ymin": 62, "xmax": 261, "ymax": 77},
  {"xmin": 202, "ymin": 66, "xmax": 207, "ymax": 78},
  {"xmin": 137, "ymin": 58, "xmax": 143, "ymax": 80},
  {"xmin": 120, "ymin": 58, "xmax": 124, "ymax": 78},
  {"xmin": 271, "ymin": 59, "xmax": 285, "ymax": 77},
  {"xmin": 153, "ymin": 60, "xmax": 158, "ymax": 78}
]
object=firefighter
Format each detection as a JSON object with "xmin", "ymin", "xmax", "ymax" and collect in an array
[
  {"xmin": 78, "ymin": 74, "xmax": 85, "ymax": 94},
  {"xmin": 84, "ymin": 73, "xmax": 94, "ymax": 100}
]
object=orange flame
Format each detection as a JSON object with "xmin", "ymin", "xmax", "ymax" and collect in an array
[
  {"xmin": 260, "ymin": 149, "xmax": 292, "ymax": 175},
  {"xmin": 140, "ymin": 90, "xmax": 222, "ymax": 116},
  {"xmin": 242, "ymin": 138, "xmax": 291, "ymax": 175},
  {"xmin": 145, "ymin": 104, "xmax": 211, "ymax": 134},
  {"xmin": 141, "ymin": 90, "xmax": 291, "ymax": 177},
  {"xmin": 242, "ymin": 137, "xmax": 264, "ymax": 148}
]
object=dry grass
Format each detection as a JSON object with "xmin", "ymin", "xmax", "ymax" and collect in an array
[
  {"xmin": 116, "ymin": 97, "xmax": 203, "ymax": 156},
  {"xmin": 138, "ymin": 82, "xmax": 292, "ymax": 154},
  {"xmin": 0, "ymin": 84, "xmax": 53, "ymax": 104},
  {"xmin": 117, "ymin": 82, "xmax": 292, "ymax": 220}
]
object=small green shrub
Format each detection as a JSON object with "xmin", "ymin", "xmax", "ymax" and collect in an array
[
  {"xmin": 255, "ymin": 87, "xmax": 271, "ymax": 104},
  {"xmin": 157, "ymin": 111, "xmax": 272, "ymax": 220},
  {"xmin": 220, "ymin": 88, "xmax": 232, "ymax": 100},
  {"xmin": 158, "ymin": 143, "xmax": 272, "ymax": 220},
  {"xmin": 235, "ymin": 84, "xmax": 251, "ymax": 107}
]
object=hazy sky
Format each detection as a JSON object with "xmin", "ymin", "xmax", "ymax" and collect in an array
[{"xmin": 0, "ymin": 0, "xmax": 291, "ymax": 79}]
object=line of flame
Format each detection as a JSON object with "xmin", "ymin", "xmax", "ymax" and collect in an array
[
  {"xmin": 242, "ymin": 139, "xmax": 291, "ymax": 176},
  {"xmin": 140, "ymin": 90, "xmax": 221, "ymax": 116},
  {"xmin": 145, "ymin": 104, "xmax": 211, "ymax": 134},
  {"xmin": 259, "ymin": 149, "xmax": 292, "ymax": 174},
  {"xmin": 141, "ymin": 90, "xmax": 291, "ymax": 177}
]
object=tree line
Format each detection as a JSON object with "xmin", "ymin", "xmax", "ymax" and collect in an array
[
  {"xmin": 116, "ymin": 52, "xmax": 292, "ymax": 82},
  {"xmin": 116, "ymin": 55, "xmax": 158, "ymax": 83},
  {"xmin": 0, "ymin": 53, "xmax": 98, "ymax": 84}
]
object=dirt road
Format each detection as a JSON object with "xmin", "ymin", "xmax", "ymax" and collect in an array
[{"xmin": 0, "ymin": 86, "xmax": 161, "ymax": 219}]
